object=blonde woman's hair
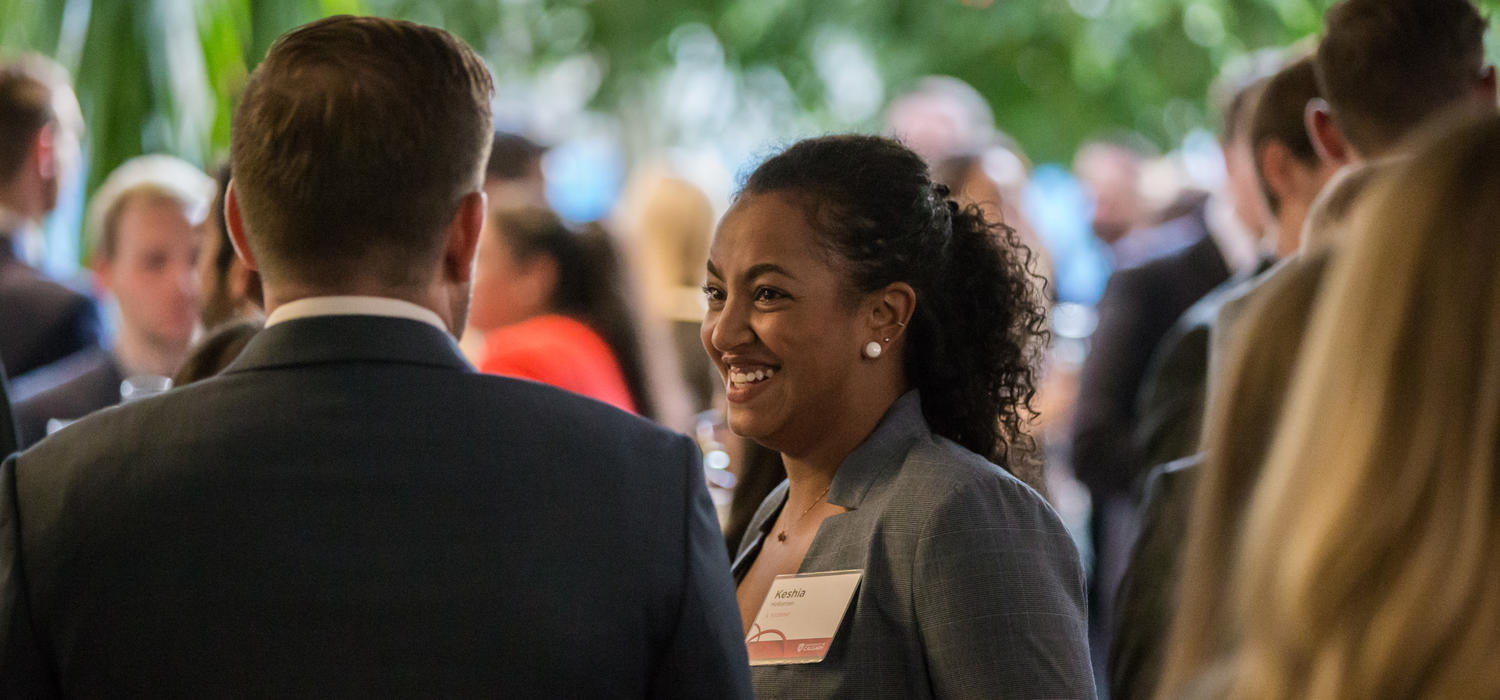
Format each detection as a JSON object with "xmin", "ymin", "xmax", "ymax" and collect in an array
[{"xmin": 1226, "ymin": 113, "xmax": 1500, "ymax": 699}]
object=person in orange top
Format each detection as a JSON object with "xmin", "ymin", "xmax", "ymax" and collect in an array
[{"xmin": 465, "ymin": 206, "xmax": 649, "ymax": 415}]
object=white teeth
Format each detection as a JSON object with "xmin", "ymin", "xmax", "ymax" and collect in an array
[{"xmin": 729, "ymin": 368, "xmax": 776, "ymax": 385}]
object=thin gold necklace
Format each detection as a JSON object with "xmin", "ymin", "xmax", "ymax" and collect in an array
[{"xmin": 777, "ymin": 483, "xmax": 833, "ymax": 543}]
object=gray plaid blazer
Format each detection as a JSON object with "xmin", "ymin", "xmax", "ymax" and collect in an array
[{"xmin": 732, "ymin": 392, "xmax": 1095, "ymax": 699}]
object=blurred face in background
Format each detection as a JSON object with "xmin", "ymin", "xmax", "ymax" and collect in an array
[
  {"xmin": 1075, "ymin": 144, "xmax": 1143, "ymax": 245},
  {"xmin": 97, "ymin": 194, "xmax": 202, "ymax": 353},
  {"xmin": 1223, "ymin": 134, "xmax": 1272, "ymax": 239},
  {"xmin": 467, "ymin": 212, "xmax": 555, "ymax": 333}
]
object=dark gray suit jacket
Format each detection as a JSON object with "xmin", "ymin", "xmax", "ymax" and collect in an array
[
  {"xmin": 0, "ymin": 314, "xmax": 751, "ymax": 698},
  {"xmin": 733, "ymin": 393, "xmax": 1095, "ymax": 699},
  {"xmin": 11, "ymin": 347, "xmax": 124, "ymax": 448},
  {"xmin": 0, "ymin": 241, "xmax": 100, "ymax": 380}
]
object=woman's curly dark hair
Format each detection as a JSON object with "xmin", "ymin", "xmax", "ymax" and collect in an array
[{"xmin": 741, "ymin": 134, "xmax": 1049, "ymax": 483}]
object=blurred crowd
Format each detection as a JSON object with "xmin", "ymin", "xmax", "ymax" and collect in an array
[{"xmin": 3, "ymin": 0, "xmax": 1500, "ymax": 696}]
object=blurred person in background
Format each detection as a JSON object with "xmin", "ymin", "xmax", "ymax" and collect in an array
[
  {"xmin": 466, "ymin": 206, "xmax": 656, "ymax": 417},
  {"xmin": 1111, "ymin": 52, "xmax": 1338, "ymax": 700},
  {"xmin": 1070, "ymin": 73, "xmax": 1268, "ymax": 668},
  {"xmin": 0, "ymin": 55, "xmax": 99, "ymax": 382},
  {"xmin": 1157, "ymin": 2, "xmax": 1497, "ymax": 694},
  {"xmin": 613, "ymin": 169, "xmax": 719, "ymax": 416},
  {"xmin": 1132, "ymin": 54, "xmax": 1335, "ymax": 489},
  {"xmin": 884, "ymin": 75, "xmax": 996, "ymax": 165},
  {"xmin": 484, "ymin": 130, "xmax": 548, "ymax": 209},
  {"xmin": 13, "ymin": 154, "xmax": 212, "ymax": 446},
  {"xmin": 710, "ymin": 135, "xmax": 1092, "ymax": 697},
  {"xmin": 172, "ymin": 163, "xmax": 264, "ymax": 388},
  {"xmin": 197, "ymin": 163, "xmax": 262, "ymax": 331},
  {"xmin": 1074, "ymin": 140, "xmax": 1176, "ymax": 269},
  {"xmin": 1216, "ymin": 112, "xmax": 1500, "ymax": 700}
]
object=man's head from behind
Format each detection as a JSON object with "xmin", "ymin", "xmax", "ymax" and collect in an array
[
  {"xmin": 1311, "ymin": 0, "xmax": 1493, "ymax": 163},
  {"xmin": 1252, "ymin": 56, "xmax": 1339, "ymax": 256},
  {"xmin": 227, "ymin": 16, "xmax": 494, "ymax": 332},
  {"xmin": 0, "ymin": 54, "xmax": 83, "ymax": 224}
]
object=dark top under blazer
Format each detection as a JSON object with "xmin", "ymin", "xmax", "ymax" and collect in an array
[
  {"xmin": 733, "ymin": 393, "xmax": 1096, "ymax": 699},
  {"xmin": 0, "ymin": 241, "xmax": 100, "ymax": 380},
  {"xmin": 0, "ymin": 314, "xmax": 751, "ymax": 698}
]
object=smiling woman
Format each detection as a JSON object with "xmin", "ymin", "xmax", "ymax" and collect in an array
[{"xmin": 702, "ymin": 134, "xmax": 1094, "ymax": 699}]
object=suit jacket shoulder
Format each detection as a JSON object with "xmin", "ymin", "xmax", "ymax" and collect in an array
[
  {"xmin": 5, "ymin": 316, "xmax": 750, "ymax": 697},
  {"xmin": 0, "ymin": 253, "xmax": 100, "ymax": 379}
]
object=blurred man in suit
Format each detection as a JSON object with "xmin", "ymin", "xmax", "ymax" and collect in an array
[
  {"xmin": 1070, "ymin": 73, "xmax": 1267, "ymax": 675},
  {"xmin": 1111, "ymin": 54, "xmax": 1340, "ymax": 700},
  {"xmin": 1112, "ymin": 2, "xmax": 1496, "ymax": 697},
  {"xmin": 0, "ymin": 55, "xmax": 99, "ymax": 381},
  {"xmin": 0, "ymin": 16, "xmax": 750, "ymax": 697},
  {"xmin": 12, "ymin": 155, "xmax": 213, "ymax": 446}
]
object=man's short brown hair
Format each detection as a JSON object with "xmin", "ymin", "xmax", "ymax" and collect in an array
[
  {"xmin": 230, "ymin": 16, "xmax": 494, "ymax": 288},
  {"xmin": 0, "ymin": 55, "xmax": 65, "ymax": 183},
  {"xmin": 1251, "ymin": 56, "xmax": 1322, "ymax": 215},
  {"xmin": 1316, "ymin": 0, "xmax": 1487, "ymax": 157}
]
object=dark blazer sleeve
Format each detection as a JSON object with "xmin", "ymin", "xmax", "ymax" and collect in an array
[
  {"xmin": 647, "ymin": 436, "xmax": 752, "ymax": 699},
  {"xmin": 0, "ymin": 364, "xmax": 17, "ymax": 458},
  {"xmin": 1072, "ymin": 268, "xmax": 1159, "ymax": 498},
  {"xmin": 1134, "ymin": 320, "xmax": 1210, "ymax": 475},
  {"xmin": 0, "ymin": 455, "xmax": 60, "ymax": 697},
  {"xmin": 914, "ymin": 479, "xmax": 1096, "ymax": 699},
  {"xmin": 1109, "ymin": 457, "xmax": 1199, "ymax": 700}
]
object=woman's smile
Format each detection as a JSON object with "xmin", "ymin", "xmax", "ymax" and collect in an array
[{"xmin": 725, "ymin": 364, "xmax": 779, "ymax": 402}]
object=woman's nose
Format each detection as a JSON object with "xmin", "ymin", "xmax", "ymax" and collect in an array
[{"xmin": 708, "ymin": 296, "xmax": 754, "ymax": 352}]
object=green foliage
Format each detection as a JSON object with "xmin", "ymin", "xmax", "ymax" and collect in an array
[{"xmin": 3, "ymin": 0, "xmax": 1499, "ymax": 254}]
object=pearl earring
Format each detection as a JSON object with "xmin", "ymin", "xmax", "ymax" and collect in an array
[{"xmin": 863, "ymin": 341, "xmax": 883, "ymax": 359}]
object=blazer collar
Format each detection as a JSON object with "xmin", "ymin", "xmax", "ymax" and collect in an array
[
  {"xmin": 730, "ymin": 391, "xmax": 929, "ymax": 576},
  {"xmin": 222, "ymin": 315, "xmax": 472, "ymax": 375},
  {"xmin": 825, "ymin": 390, "xmax": 927, "ymax": 510}
]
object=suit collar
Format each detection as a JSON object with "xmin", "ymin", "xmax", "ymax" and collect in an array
[
  {"xmin": 730, "ymin": 391, "xmax": 928, "ymax": 578},
  {"xmin": 223, "ymin": 315, "xmax": 472, "ymax": 375},
  {"xmin": 825, "ymin": 390, "xmax": 927, "ymax": 509}
]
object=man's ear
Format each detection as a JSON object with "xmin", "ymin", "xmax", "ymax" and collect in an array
[
  {"xmin": 1306, "ymin": 98, "xmax": 1355, "ymax": 166},
  {"xmin": 1476, "ymin": 65, "xmax": 1497, "ymax": 106},
  {"xmin": 32, "ymin": 122, "xmax": 57, "ymax": 180},
  {"xmin": 443, "ymin": 190, "xmax": 486, "ymax": 284},
  {"xmin": 224, "ymin": 182, "xmax": 259, "ymax": 272}
]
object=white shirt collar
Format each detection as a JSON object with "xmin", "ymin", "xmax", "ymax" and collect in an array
[
  {"xmin": 264, "ymin": 295, "xmax": 449, "ymax": 332},
  {"xmin": 1204, "ymin": 192, "xmax": 1261, "ymax": 275}
]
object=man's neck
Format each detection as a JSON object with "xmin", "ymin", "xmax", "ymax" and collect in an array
[
  {"xmin": 264, "ymin": 283, "xmax": 457, "ymax": 335},
  {"xmin": 114, "ymin": 327, "xmax": 188, "ymax": 378}
]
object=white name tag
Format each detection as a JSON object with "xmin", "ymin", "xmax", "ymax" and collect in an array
[{"xmin": 745, "ymin": 569, "xmax": 863, "ymax": 665}]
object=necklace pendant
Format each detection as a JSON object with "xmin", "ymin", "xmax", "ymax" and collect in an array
[{"xmin": 776, "ymin": 531, "xmax": 788, "ymax": 543}]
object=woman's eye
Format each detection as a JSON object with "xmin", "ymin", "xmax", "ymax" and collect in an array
[
  {"xmin": 701, "ymin": 284, "xmax": 726, "ymax": 303},
  {"xmin": 753, "ymin": 287, "xmax": 787, "ymax": 303}
]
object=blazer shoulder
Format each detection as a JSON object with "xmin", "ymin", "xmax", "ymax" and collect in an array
[{"xmin": 901, "ymin": 435, "xmax": 1063, "ymax": 534}]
